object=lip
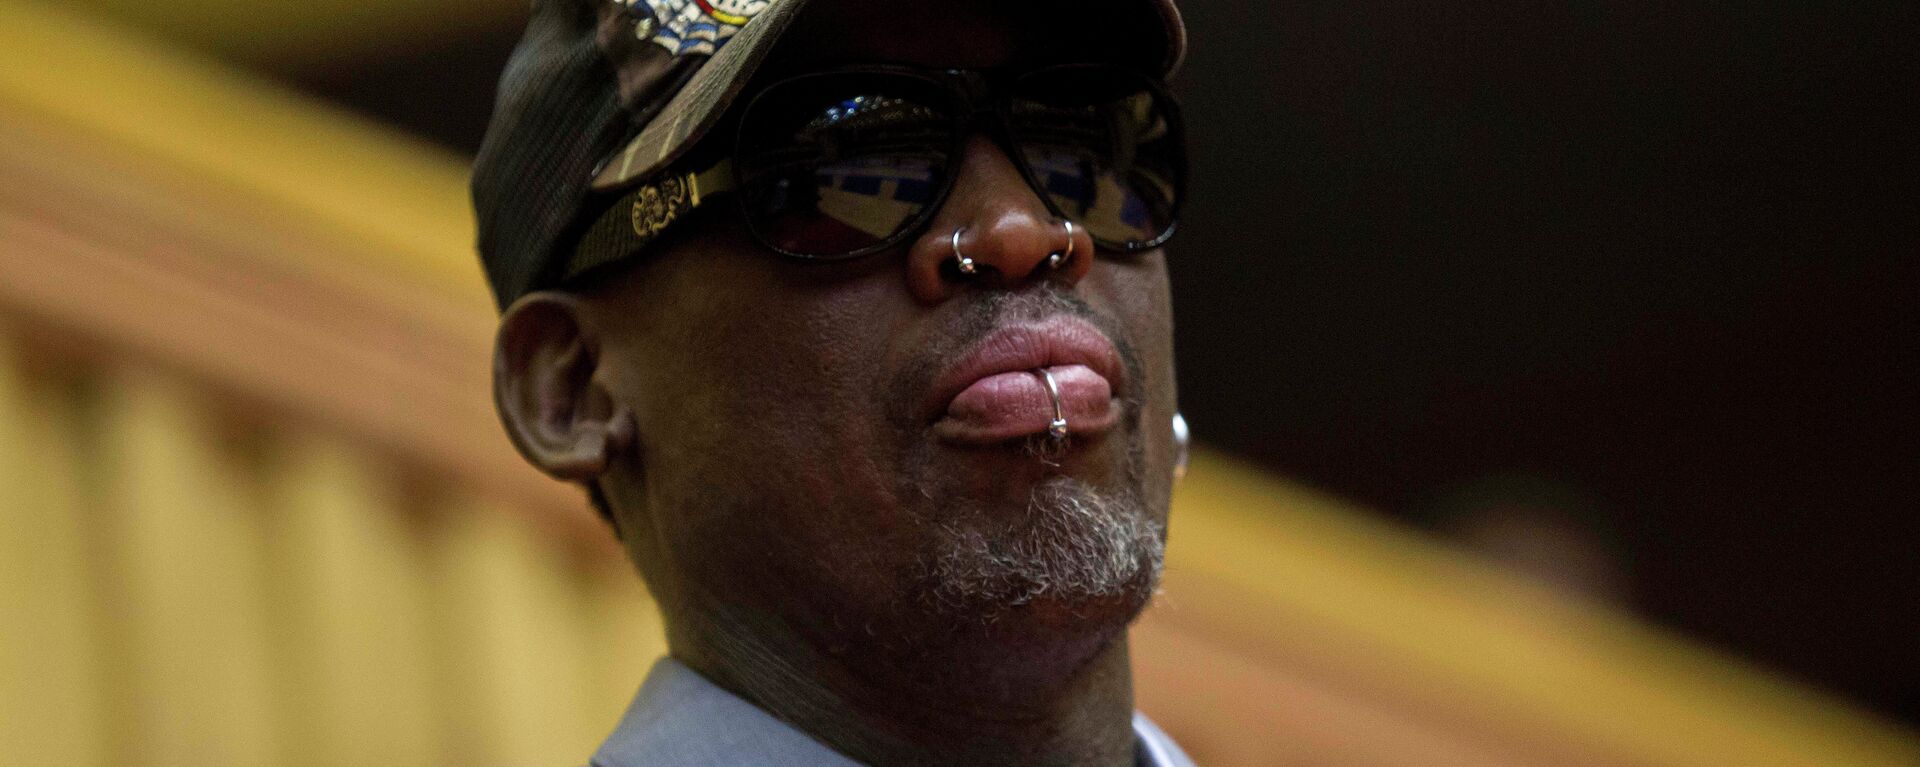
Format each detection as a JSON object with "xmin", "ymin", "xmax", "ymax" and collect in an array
[{"xmin": 926, "ymin": 316, "xmax": 1126, "ymax": 445}]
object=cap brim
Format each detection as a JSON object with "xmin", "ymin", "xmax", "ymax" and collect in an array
[
  {"xmin": 591, "ymin": 0, "xmax": 815, "ymax": 191},
  {"xmin": 589, "ymin": 0, "xmax": 1187, "ymax": 192}
]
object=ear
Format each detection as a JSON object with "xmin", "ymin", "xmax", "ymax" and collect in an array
[{"xmin": 493, "ymin": 292, "xmax": 636, "ymax": 482}]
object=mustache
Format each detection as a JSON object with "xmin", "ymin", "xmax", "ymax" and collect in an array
[{"xmin": 889, "ymin": 284, "xmax": 1148, "ymax": 428}]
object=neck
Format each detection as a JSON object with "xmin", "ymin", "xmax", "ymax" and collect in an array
[{"xmin": 669, "ymin": 597, "xmax": 1139, "ymax": 767}]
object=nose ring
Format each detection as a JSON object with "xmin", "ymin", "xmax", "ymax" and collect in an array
[
  {"xmin": 952, "ymin": 229, "xmax": 979, "ymax": 275},
  {"xmin": 1046, "ymin": 220, "xmax": 1077, "ymax": 270},
  {"xmin": 1035, "ymin": 368, "xmax": 1069, "ymax": 440}
]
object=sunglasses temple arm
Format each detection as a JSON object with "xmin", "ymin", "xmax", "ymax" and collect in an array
[
  {"xmin": 688, "ymin": 158, "xmax": 736, "ymax": 205},
  {"xmin": 560, "ymin": 158, "xmax": 736, "ymax": 283}
]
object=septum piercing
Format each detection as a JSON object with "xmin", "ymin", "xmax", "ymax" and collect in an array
[
  {"xmin": 1046, "ymin": 220, "xmax": 1076, "ymax": 270},
  {"xmin": 952, "ymin": 229, "xmax": 978, "ymax": 275},
  {"xmin": 1035, "ymin": 368, "xmax": 1069, "ymax": 440}
]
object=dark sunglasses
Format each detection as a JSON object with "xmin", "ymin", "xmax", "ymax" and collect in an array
[{"xmin": 571, "ymin": 63, "xmax": 1186, "ymax": 276}]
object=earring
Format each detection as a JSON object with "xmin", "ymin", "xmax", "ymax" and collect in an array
[{"xmin": 1172, "ymin": 412, "xmax": 1191, "ymax": 480}]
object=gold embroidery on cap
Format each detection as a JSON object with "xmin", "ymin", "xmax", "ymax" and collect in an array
[
  {"xmin": 630, "ymin": 175, "xmax": 692, "ymax": 243},
  {"xmin": 617, "ymin": 0, "xmax": 774, "ymax": 57}
]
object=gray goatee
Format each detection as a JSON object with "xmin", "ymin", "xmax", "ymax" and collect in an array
[{"xmin": 921, "ymin": 477, "xmax": 1164, "ymax": 621}]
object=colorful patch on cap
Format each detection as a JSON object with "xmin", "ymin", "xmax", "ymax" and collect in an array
[{"xmin": 620, "ymin": 0, "xmax": 775, "ymax": 57}]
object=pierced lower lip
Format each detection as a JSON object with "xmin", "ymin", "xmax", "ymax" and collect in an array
[{"xmin": 933, "ymin": 364, "xmax": 1115, "ymax": 445}]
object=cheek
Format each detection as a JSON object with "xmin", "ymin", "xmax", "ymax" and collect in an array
[
  {"xmin": 616, "ymin": 258, "xmax": 919, "ymax": 554},
  {"xmin": 1091, "ymin": 253, "xmax": 1177, "ymax": 402},
  {"xmin": 622, "ymin": 252, "xmax": 884, "ymax": 424},
  {"xmin": 1086, "ymin": 253, "xmax": 1180, "ymax": 505}
]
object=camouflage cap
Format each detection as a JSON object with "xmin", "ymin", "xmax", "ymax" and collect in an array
[{"xmin": 471, "ymin": 0, "xmax": 1187, "ymax": 310}]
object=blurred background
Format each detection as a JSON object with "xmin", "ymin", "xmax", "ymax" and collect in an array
[{"xmin": 2, "ymin": 0, "xmax": 1916, "ymax": 765}]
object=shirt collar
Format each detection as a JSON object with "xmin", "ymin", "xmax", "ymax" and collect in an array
[{"xmin": 591, "ymin": 657, "xmax": 1194, "ymax": 767}]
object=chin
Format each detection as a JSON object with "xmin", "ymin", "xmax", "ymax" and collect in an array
[
  {"xmin": 918, "ymin": 476, "xmax": 1163, "ymax": 613},
  {"xmin": 877, "ymin": 475, "xmax": 1166, "ymax": 695}
]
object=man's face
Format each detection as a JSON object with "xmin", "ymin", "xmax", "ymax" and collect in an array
[{"xmin": 582, "ymin": 0, "xmax": 1179, "ymax": 688}]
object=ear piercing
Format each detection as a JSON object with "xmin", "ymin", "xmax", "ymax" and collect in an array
[
  {"xmin": 1172, "ymin": 412, "xmax": 1191, "ymax": 480},
  {"xmin": 952, "ymin": 229, "xmax": 979, "ymax": 275},
  {"xmin": 1046, "ymin": 220, "xmax": 1076, "ymax": 270},
  {"xmin": 1035, "ymin": 368, "xmax": 1069, "ymax": 440}
]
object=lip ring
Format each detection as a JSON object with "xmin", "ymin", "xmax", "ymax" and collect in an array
[
  {"xmin": 923, "ymin": 315, "xmax": 1126, "ymax": 433},
  {"xmin": 1036, "ymin": 367, "xmax": 1070, "ymax": 439}
]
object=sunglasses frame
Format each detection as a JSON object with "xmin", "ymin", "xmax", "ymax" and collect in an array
[{"xmin": 726, "ymin": 62, "xmax": 1187, "ymax": 261}]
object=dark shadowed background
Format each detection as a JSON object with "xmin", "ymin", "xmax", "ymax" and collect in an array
[{"xmin": 273, "ymin": 0, "xmax": 1918, "ymax": 724}]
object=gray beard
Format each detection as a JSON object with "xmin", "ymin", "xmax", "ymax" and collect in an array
[{"xmin": 917, "ymin": 475, "xmax": 1165, "ymax": 623}]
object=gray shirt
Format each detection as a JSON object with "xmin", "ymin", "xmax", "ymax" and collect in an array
[{"xmin": 591, "ymin": 658, "xmax": 1196, "ymax": 766}]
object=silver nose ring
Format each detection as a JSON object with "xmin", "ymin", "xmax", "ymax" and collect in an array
[
  {"xmin": 1046, "ymin": 220, "xmax": 1076, "ymax": 270},
  {"xmin": 952, "ymin": 229, "xmax": 979, "ymax": 275},
  {"xmin": 1035, "ymin": 368, "xmax": 1069, "ymax": 440}
]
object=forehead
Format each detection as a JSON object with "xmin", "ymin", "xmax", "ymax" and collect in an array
[{"xmin": 762, "ymin": 0, "xmax": 1129, "ymax": 72}]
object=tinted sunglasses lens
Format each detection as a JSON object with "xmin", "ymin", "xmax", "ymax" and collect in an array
[
  {"xmin": 736, "ymin": 76, "xmax": 954, "ymax": 258},
  {"xmin": 1010, "ymin": 68, "xmax": 1182, "ymax": 249}
]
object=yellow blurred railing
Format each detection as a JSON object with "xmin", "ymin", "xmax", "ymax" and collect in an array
[
  {"xmin": 0, "ymin": 342, "xmax": 664, "ymax": 766},
  {"xmin": 2, "ymin": 2, "xmax": 1916, "ymax": 765}
]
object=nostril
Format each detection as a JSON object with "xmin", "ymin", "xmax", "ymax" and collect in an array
[{"xmin": 940, "ymin": 255, "xmax": 992, "ymax": 283}]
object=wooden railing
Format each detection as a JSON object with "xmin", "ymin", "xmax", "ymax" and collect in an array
[
  {"xmin": 3, "ymin": 2, "xmax": 1916, "ymax": 765},
  {"xmin": 0, "ymin": 338, "xmax": 664, "ymax": 766}
]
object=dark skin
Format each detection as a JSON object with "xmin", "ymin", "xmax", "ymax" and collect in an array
[{"xmin": 494, "ymin": 2, "xmax": 1179, "ymax": 764}]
